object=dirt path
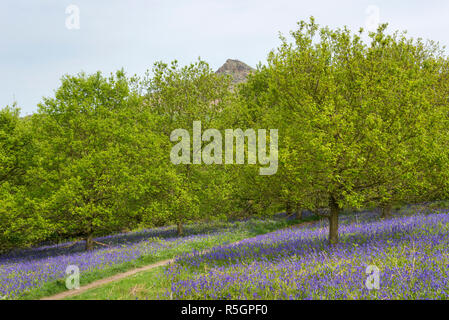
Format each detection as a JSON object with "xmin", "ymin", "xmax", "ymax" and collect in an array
[
  {"xmin": 41, "ymin": 221, "xmax": 311, "ymax": 300},
  {"xmin": 40, "ymin": 258, "xmax": 174, "ymax": 300}
]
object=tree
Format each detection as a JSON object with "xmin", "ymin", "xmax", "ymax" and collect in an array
[
  {"xmin": 246, "ymin": 18, "xmax": 447, "ymax": 244},
  {"xmin": 32, "ymin": 71, "xmax": 167, "ymax": 250},
  {"xmin": 0, "ymin": 105, "xmax": 42, "ymax": 252},
  {"xmin": 0, "ymin": 105, "xmax": 32, "ymax": 186},
  {"xmin": 142, "ymin": 59, "xmax": 234, "ymax": 234}
]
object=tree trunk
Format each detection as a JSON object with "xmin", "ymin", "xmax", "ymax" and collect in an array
[
  {"xmin": 295, "ymin": 203, "xmax": 302, "ymax": 220},
  {"xmin": 85, "ymin": 232, "xmax": 94, "ymax": 251},
  {"xmin": 244, "ymin": 200, "xmax": 254, "ymax": 216},
  {"xmin": 177, "ymin": 221, "xmax": 183, "ymax": 236},
  {"xmin": 328, "ymin": 195, "xmax": 339, "ymax": 245},
  {"xmin": 286, "ymin": 201, "xmax": 292, "ymax": 216},
  {"xmin": 381, "ymin": 205, "xmax": 392, "ymax": 219}
]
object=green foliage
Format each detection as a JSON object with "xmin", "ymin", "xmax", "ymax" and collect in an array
[
  {"xmin": 237, "ymin": 18, "xmax": 449, "ymax": 243},
  {"xmin": 27, "ymin": 71, "xmax": 169, "ymax": 248},
  {"xmin": 2, "ymin": 18, "xmax": 449, "ymax": 250},
  {"xmin": 141, "ymin": 59, "xmax": 236, "ymax": 229},
  {"xmin": 0, "ymin": 105, "xmax": 32, "ymax": 185},
  {"xmin": 0, "ymin": 105, "xmax": 39, "ymax": 252}
]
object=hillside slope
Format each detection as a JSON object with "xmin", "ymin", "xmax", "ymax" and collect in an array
[{"xmin": 216, "ymin": 59, "xmax": 254, "ymax": 85}]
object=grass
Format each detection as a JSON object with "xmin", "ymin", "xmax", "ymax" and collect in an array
[
  {"xmin": 71, "ymin": 209, "xmax": 449, "ymax": 300},
  {"xmin": 19, "ymin": 218, "xmax": 298, "ymax": 300},
  {"xmin": 66, "ymin": 267, "xmax": 169, "ymax": 300},
  {"xmin": 166, "ymin": 212, "xmax": 449, "ymax": 299},
  {"xmin": 66, "ymin": 216, "xmax": 322, "ymax": 300},
  {"xmin": 67, "ymin": 266, "xmax": 167, "ymax": 300},
  {"xmin": 21, "ymin": 237, "xmax": 212, "ymax": 300}
]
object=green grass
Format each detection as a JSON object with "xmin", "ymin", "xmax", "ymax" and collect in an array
[
  {"xmin": 67, "ymin": 266, "xmax": 168, "ymax": 300},
  {"xmin": 21, "ymin": 237, "xmax": 217, "ymax": 300},
  {"xmin": 22, "ymin": 218, "xmax": 297, "ymax": 300}
]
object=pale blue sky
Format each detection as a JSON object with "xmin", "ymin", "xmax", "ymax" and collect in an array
[{"xmin": 2, "ymin": 0, "xmax": 449, "ymax": 115}]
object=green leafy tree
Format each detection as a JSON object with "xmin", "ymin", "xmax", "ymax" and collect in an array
[
  {"xmin": 0, "ymin": 105, "xmax": 32, "ymax": 186},
  {"xmin": 247, "ymin": 18, "xmax": 447, "ymax": 244},
  {"xmin": 142, "ymin": 59, "xmax": 234, "ymax": 234},
  {"xmin": 0, "ymin": 105, "xmax": 42, "ymax": 252},
  {"xmin": 31, "ymin": 71, "xmax": 167, "ymax": 250}
]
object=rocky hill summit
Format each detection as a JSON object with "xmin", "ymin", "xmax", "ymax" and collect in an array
[{"xmin": 216, "ymin": 59, "xmax": 254, "ymax": 85}]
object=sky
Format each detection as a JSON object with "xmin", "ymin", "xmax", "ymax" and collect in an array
[{"xmin": 2, "ymin": 0, "xmax": 449, "ymax": 115}]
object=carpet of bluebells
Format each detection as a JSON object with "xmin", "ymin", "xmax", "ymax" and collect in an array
[
  {"xmin": 166, "ymin": 210, "xmax": 449, "ymax": 299},
  {"xmin": 0, "ymin": 222, "xmax": 236, "ymax": 299}
]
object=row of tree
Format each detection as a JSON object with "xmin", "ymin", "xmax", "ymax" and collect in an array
[{"xmin": 1, "ymin": 18, "xmax": 449, "ymax": 251}]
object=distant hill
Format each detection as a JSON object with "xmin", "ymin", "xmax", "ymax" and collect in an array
[{"xmin": 216, "ymin": 59, "xmax": 254, "ymax": 85}]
